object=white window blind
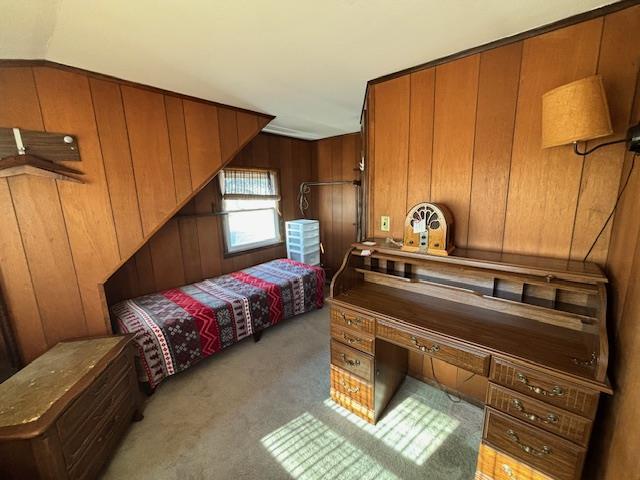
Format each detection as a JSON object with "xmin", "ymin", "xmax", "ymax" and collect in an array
[
  {"xmin": 219, "ymin": 168, "xmax": 282, "ymax": 254},
  {"xmin": 219, "ymin": 168, "xmax": 280, "ymax": 200}
]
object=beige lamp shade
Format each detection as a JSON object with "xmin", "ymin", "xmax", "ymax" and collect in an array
[{"xmin": 541, "ymin": 75, "xmax": 613, "ymax": 148}]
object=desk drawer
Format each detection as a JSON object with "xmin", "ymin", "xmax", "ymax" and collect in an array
[
  {"xmin": 330, "ymin": 389, "xmax": 375, "ymax": 423},
  {"xmin": 377, "ymin": 321, "xmax": 490, "ymax": 376},
  {"xmin": 476, "ymin": 442, "xmax": 553, "ymax": 480},
  {"xmin": 483, "ymin": 408, "xmax": 585, "ymax": 480},
  {"xmin": 330, "ymin": 339, "xmax": 373, "ymax": 382},
  {"xmin": 331, "ymin": 323, "xmax": 374, "ymax": 354},
  {"xmin": 490, "ymin": 358, "xmax": 599, "ymax": 418},
  {"xmin": 330, "ymin": 365, "xmax": 373, "ymax": 409},
  {"xmin": 331, "ymin": 306, "xmax": 375, "ymax": 335},
  {"xmin": 487, "ymin": 383, "xmax": 592, "ymax": 446}
]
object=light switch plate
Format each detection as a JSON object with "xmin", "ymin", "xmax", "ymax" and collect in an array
[{"xmin": 381, "ymin": 216, "xmax": 390, "ymax": 232}]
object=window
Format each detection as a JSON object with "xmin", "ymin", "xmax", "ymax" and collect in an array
[{"xmin": 219, "ymin": 168, "xmax": 282, "ymax": 254}]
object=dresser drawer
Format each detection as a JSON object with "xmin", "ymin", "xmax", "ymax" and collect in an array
[
  {"xmin": 68, "ymin": 388, "xmax": 135, "ymax": 480},
  {"xmin": 486, "ymin": 383, "xmax": 592, "ymax": 446},
  {"xmin": 330, "ymin": 339, "xmax": 374, "ymax": 382},
  {"xmin": 476, "ymin": 442, "xmax": 553, "ymax": 480},
  {"xmin": 331, "ymin": 306, "xmax": 375, "ymax": 335},
  {"xmin": 58, "ymin": 350, "xmax": 131, "ymax": 441},
  {"xmin": 490, "ymin": 358, "xmax": 599, "ymax": 418},
  {"xmin": 60, "ymin": 368, "xmax": 133, "ymax": 467},
  {"xmin": 331, "ymin": 322, "xmax": 374, "ymax": 354},
  {"xmin": 377, "ymin": 321, "xmax": 490, "ymax": 375},
  {"xmin": 330, "ymin": 365, "xmax": 373, "ymax": 408},
  {"xmin": 483, "ymin": 408, "xmax": 585, "ymax": 480}
]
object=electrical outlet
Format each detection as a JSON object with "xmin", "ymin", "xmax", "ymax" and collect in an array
[{"xmin": 381, "ymin": 216, "xmax": 390, "ymax": 232}]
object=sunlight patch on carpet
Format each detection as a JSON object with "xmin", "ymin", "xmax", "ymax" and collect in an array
[
  {"xmin": 261, "ymin": 412, "xmax": 399, "ymax": 480},
  {"xmin": 324, "ymin": 394, "xmax": 459, "ymax": 465}
]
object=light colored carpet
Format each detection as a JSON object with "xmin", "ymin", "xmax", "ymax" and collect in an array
[{"xmin": 102, "ymin": 307, "xmax": 483, "ymax": 480}]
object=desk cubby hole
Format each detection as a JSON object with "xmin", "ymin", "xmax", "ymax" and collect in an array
[{"xmin": 358, "ymin": 250, "xmax": 599, "ymax": 326}]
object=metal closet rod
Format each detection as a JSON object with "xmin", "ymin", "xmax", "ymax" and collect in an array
[
  {"xmin": 298, "ymin": 180, "xmax": 363, "ymax": 241},
  {"xmin": 300, "ymin": 180, "xmax": 361, "ymax": 187},
  {"xmin": 298, "ymin": 180, "xmax": 361, "ymax": 210}
]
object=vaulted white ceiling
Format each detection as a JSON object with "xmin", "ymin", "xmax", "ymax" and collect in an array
[{"xmin": 1, "ymin": 0, "xmax": 611, "ymax": 139}]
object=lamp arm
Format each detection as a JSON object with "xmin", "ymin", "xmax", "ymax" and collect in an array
[{"xmin": 573, "ymin": 138, "xmax": 627, "ymax": 156}]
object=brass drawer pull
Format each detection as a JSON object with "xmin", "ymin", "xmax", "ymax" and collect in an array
[
  {"xmin": 340, "ymin": 380, "xmax": 360, "ymax": 394},
  {"xmin": 340, "ymin": 312, "xmax": 363, "ymax": 327},
  {"xmin": 572, "ymin": 352, "xmax": 597, "ymax": 367},
  {"xmin": 516, "ymin": 373, "xmax": 565, "ymax": 397},
  {"xmin": 506, "ymin": 429, "xmax": 552, "ymax": 457},
  {"xmin": 342, "ymin": 333, "xmax": 362, "ymax": 345},
  {"xmin": 512, "ymin": 399, "xmax": 559, "ymax": 424},
  {"xmin": 501, "ymin": 464, "xmax": 517, "ymax": 480},
  {"xmin": 340, "ymin": 353, "xmax": 361, "ymax": 367},
  {"xmin": 410, "ymin": 336, "xmax": 440, "ymax": 353}
]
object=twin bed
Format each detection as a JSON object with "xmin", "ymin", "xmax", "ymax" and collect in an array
[{"xmin": 110, "ymin": 259, "xmax": 325, "ymax": 389}]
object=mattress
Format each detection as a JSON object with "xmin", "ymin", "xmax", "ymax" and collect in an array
[{"xmin": 111, "ymin": 259, "xmax": 325, "ymax": 388}]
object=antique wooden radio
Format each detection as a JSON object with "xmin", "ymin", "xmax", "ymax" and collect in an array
[{"xmin": 401, "ymin": 202, "xmax": 454, "ymax": 256}]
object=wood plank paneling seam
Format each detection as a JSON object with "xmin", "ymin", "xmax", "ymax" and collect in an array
[
  {"xmin": 466, "ymin": 56, "xmax": 483, "ymax": 247},
  {"xmin": 117, "ymin": 83, "xmax": 144, "ymax": 255},
  {"xmin": 429, "ymin": 68, "xmax": 437, "ymax": 203},
  {"xmin": 163, "ymin": 98, "xmax": 180, "ymax": 206},
  {"xmin": 87, "ymin": 80, "xmax": 123, "ymax": 260},
  {"xmin": 56, "ymin": 181, "xmax": 91, "ymax": 333},
  {"xmin": 499, "ymin": 48, "xmax": 524, "ymax": 253},
  {"xmin": 178, "ymin": 99, "xmax": 194, "ymax": 192},
  {"xmin": 567, "ymin": 19, "xmax": 606, "ymax": 261},
  {"xmin": 2, "ymin": 180, "xmax": 47, "ymax": 346},
  {"xmin": 405, "ymin": 75, "xmax": 413, "ymax": 212}
]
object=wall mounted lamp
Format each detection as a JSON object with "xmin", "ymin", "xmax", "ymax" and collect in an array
[
  {"xmin": 541, "ymin": 75, "xmax": 640, "ymax": 156},
  {"xmin": 541, "ymin": 75, "xmax": 640, "ymax": 261}
]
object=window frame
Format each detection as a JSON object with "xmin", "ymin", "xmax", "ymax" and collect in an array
[{"xmin": 219, "ymin": 167, "xmax": 284, "ymax": 257}]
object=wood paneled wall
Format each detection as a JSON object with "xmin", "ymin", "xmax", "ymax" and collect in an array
[
  {"xmin": 366, "ymin": 5, "xmax": 640, "ymax": 478},
  {"xmin": 0, "ymin": 65, "xmax": 270, "ymax": 361},
  {"xmin": 591, "ymin": 17, "xmax": 640, "ymax": 477},
  {"xmin": 367, "ymin": 6, "xmax": 640, "ymax": 267},
  {"xmin": 104, "ymin": 133, "xmax": 314, "ymax": 304},
  {"xmin": 313, "ymin": 133, "xmax": 362, "ymax": 275}
]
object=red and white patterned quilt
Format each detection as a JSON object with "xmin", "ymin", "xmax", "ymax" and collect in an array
[{"xmin": 111, "ymin": 259, "xmax": 324, "ymax": 388}]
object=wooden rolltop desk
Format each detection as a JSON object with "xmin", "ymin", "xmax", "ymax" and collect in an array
[{"xmin": 328, "ymin": 239, "xmax": 612, "ymax": 480}]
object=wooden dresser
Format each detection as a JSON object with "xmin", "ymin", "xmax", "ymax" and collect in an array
[
  {"xmin": 329, "ymin": 240, "xmax": 612, "ymax": 480},
  {"xmin": 0, "ymin": 335, "xmax": 142, "ymax": 480}
]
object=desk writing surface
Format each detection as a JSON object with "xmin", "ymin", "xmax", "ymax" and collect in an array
[{"xmin": 332, "ymin": 282, "xmax": 600, "ymax": 385}]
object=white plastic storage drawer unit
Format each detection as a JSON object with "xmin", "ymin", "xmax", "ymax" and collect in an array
[{"xmin": 286, "ymin": 219, "xmax": 320, "ymax": 266}]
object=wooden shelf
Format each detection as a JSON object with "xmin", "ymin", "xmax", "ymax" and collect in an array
[
  {"xmin": 354, "ymin": 266, "xmax": 414, "ymax": 282},
  {"xmin": 0, "ymin": 154, "xmax": 83, "ymax": 183},
  {"xmin": 354, "ymin": 239, "xmax": 607, "ymax": 284}
]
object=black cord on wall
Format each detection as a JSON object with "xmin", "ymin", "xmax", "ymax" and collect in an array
[{"xmin": 583, "ymin": 153, "xmax": 638, "ymax": 262}]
